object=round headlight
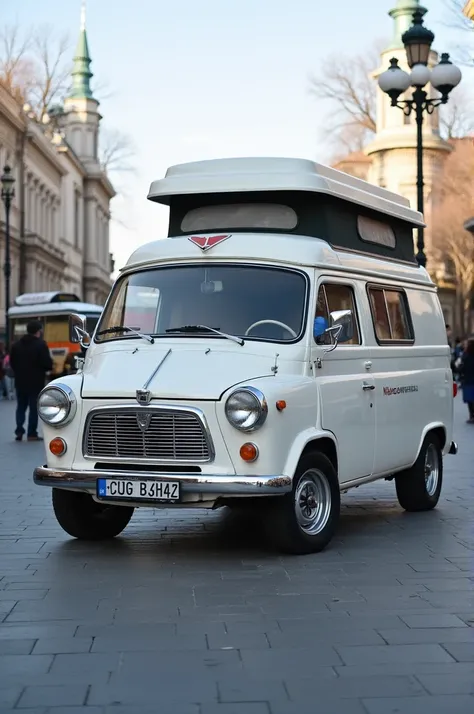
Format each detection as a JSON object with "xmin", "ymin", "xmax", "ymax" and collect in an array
[
  {"xmin": 38, "ymin": 384, "xmax": 76, "ymax": 426},
  {"xmin": 225, "ymin": 387, "xmax": 267, "ymax": 432}
]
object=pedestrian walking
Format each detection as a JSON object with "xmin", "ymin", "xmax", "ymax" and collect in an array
[
  {"xmin": 10, "ymin": 320, "xmax": 53, "ymax": 441},
  {"xmin": 0, "ymin": 342, "xmax": 7, "ymax": 400},
  {"xmin": 2, "ymin": 349, "xmax": 15, "ymax": 399},
  {"xmin": 459, "ymin": 337, "xmax": 474, "ymax": 423}
]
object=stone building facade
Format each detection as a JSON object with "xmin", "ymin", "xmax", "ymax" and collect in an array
[{"xmin": 0, "ymin": 11, "xmax": 115, "ymax": 339}]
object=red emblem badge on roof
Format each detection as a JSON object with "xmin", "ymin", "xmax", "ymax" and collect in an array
[{"xmin": 188, "ymin": 234, "xmax": 230, "ymax": 251}]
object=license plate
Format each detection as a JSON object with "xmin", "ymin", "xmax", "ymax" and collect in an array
[{"xmin": 96, "ymin": 478, "xmax": 180, "ymax": 503}]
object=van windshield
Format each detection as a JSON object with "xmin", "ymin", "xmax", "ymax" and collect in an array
[{"xmin": 96, "ymin": 265, "xmax": 308, "ymax": 344}]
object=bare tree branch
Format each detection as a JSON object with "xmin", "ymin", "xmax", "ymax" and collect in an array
[
  {"xmin": 432, "ymin": 139, "xmax": 474, "ymax": 335},
  {"xmin": 440, "ymin": 0, "xmax": 474, "ymax": 66},
  {"xmin": 99, "ymin": 128, "xmax": 136, "ymax": 174},
  {"xmin": 442, "ymin": 0, "xmax": 473, "ymax": 31},
  {"xmin": 309, "ymin": 40, "xmax": 385, "ymax": 157},
  {"xmin": 0, "ymin": 23, "xmax": 35, "ymax": 103},
  {"xmin": 28, "ymin": 26, "xmax": 72, "ymax": 120},
  {"xmin": 440, "ymin": 87, "xmax": 474, "ymax": 139}
]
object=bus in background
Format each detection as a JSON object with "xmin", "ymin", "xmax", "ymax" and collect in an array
[{"xmin": 8, "ymin": 292, "xmax": 103, "ymax": 377}]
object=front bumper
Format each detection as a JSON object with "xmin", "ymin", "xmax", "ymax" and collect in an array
[{"xmin": 33, "ymin": 466, "xmax": 292, "ymax": 498}]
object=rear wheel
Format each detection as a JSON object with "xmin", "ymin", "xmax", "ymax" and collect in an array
[
  {"xmin": 395, "ymin": 434, "xmax": 443, "ymax": 512},
  {"xmin": 52, "ymin": 488, "xmax": 134, "ymax": 540},
  {"xmin": 264, "ymin": 452, "xmax": 340, "ymax": 554}
]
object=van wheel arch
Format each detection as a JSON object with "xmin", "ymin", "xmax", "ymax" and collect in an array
[
  {"xmin": 300, "ymin": 437, "xmax": 338, "ymax": 477},
  {"xmin": 416, "ymin": 426, "xmax": 446, "ymax": 462}
]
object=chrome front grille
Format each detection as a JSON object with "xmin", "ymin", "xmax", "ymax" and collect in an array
[{"xmin": 84, "ymin": 408, "xmax": 212, "ymax": 462}]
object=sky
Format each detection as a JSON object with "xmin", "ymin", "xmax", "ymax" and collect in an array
[{"xmin": 3, "ymin": 0, "xmax": 473, "ymax": 274}]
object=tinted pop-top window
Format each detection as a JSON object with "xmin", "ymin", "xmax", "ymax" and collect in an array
[{"xmin": 181, "ymin": 204, "xmax": 298, "ymax": 232}]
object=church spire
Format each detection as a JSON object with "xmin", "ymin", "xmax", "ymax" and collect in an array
[
  {"xmin": 388, "ymin": 0, "xmax": 426, "ymax": 49},
  {"xmin": 69, "ymin": 0, "xmax": 94, "ymax": 99}
]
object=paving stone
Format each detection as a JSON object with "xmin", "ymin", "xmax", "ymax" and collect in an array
[
  {"xmin": 400, "ymin": 614, "xmax": 468, "ymax": 628},
  {"xmin": 207, "ymin": 632, "xmax": 271, "ymax": 650},
  {"xmin": 88, "ymin": 678, "xmax": 218, "ymax": 705},
  {"xmin": 416, "ymin": 673, "xmax": 474, "ymax": 695},
  {"xmin": 42, "ymin": 709, "xmax": 103, "ymax": 714},
  {"xmin": 0, "ymin": 639, "xmax": 35, "ymax": 654},
  {"xmin": 269, "ymin": 700, "xmax": 368, "ymax": 714},
  {"xmin": 201, "ymin": 706, "xmax": 270, "ymax": 714},
  {"xmin": 217, "ymin": 677, "xmax": 287, "ymax": 702},
  {"xmin": 0, "ymin": 710, "xmax": 46, "ymax": 714},
  {"xmin": 441, "ymin": 643, "xmax": 474, "ymax": 661},
  {"xmin": 362, "ymin": 695, "xmax": 474, "ymax": 714},
  {"xmin": 378, "ymin": 628, "xmax": 474, "ymax": 644},
  {"xmin": 240, "ymin": 647, "xmax": 342, "ymax": 675},
  {"xmin": 32, "ymin": 638, "xmax": 93, "ymax": 654},
  {"xmin": 91, "ymin": 633, "xmax": 206, "ymax": 651},
  {"xmin": 285, "ymin": 674, "xmax": 425, "ymax": 700},
  {"xmin": 0, "ymin": 686, "xmax": 23, "ymax": 708},
  {"xmin": 48, "ymin": 652, "xmax": 120, "ymax": 679},
  {"xmin": 17, "ymin": 685, "xmax": 88, "ymax": 708},
  {"xmin": 267, "ymin": 628, "xmax": 385, "ymax": 647},
  {"xmin": 336, "ymin": 644, "xmax": 455, "ymax": 665},
  {"xmin": 0, "ymin": 655, "xmax": 53, "ymax": 682},
  {"xmin": 100, "ymin": 707, "xmax": 199, "ymax": 714},
  {"xmin": 0, "ymin": 623, "xmax": 77, "ymax": 639}
]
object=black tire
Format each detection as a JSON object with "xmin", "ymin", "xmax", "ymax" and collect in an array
[
  {"xmin": 395, "ymin": 433, "xmax": 443, "ymax": 512},
  {"xmin": 263, "ymin": 452, "xmax": 340, "ymax": 555},
  {"xmin": 52, "ymin": 488, "xmax": 134, "ymax": 540}
]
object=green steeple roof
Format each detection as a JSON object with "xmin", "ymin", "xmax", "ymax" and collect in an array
[
  {"xmin": 388, "ymin": 0, "xmax": 427, "ymax": 49},
  {"xmin": 69, "ymin": 2, "xmax": 94, "ymax": 99}
]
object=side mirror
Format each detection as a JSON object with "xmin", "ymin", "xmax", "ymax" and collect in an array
[
  {"xmin": 68, "ymin": 313, "xmax": 91, "ymax": 348},
  {"xmin": 315, "ymin": 309, "xmax": 354, "ymax": 352},
  {"xmin": 329, "ymin": 309, "xmax": 354, "ymax": 343}
]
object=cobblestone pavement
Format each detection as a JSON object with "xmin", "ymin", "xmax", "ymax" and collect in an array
[{"xmin": 0, "ymin": 396, "xmax": 473, "ymax": 714}]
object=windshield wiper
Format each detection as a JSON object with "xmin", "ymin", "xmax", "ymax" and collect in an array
[
  {"xmin": 97, "ymin": 326, "xmax": 155, "ymax": 344},
  {"xmin": 165, "ymin": 324, "xmax": 244, "ymax": 346}
]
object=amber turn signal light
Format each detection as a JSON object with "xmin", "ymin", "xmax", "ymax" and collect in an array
[
  {"xmin": 276, "ymin": 400, "xmax": 286, "ymax": 411},
  {"xmin": 49, "ymin": 437, "xmax": 67, "ymax": 456},
  {"xmin": 240, "ymin": 443, "xmax": 259, "ymax": 462}
]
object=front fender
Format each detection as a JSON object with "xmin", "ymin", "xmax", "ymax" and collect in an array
[{"xmin": 282, "ymin": 428, "xmax": 337, "ymax": 478}]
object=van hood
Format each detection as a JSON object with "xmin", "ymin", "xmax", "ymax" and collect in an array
[{"xmin": 81, "ymin": 345, "xmax": 275, "ymax": 400}]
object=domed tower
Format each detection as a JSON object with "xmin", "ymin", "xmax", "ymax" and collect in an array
[{"xmin": 365, "ymin": 0, "xmax": 451, "ymax": 262}]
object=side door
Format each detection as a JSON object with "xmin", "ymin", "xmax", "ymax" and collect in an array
[
  {"xmin": 311, "ymin": 278, "xmax": 376, "ymax": 484},
  {"xmin": 366, "ymin": 283, "xmax": 420, "ymax": 475}
]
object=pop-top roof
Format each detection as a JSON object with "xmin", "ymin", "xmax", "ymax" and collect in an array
[{"xmin": 147, "ymin": 157, "xmax": 425, "ymax": 228}]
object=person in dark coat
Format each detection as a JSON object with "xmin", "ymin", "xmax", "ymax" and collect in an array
[
  {"xmin": 459, "ymin": 337, "xmax": 474, "ymax": 423},
  {"xmin": 10, "ymin": 320, "xmax": 53, "ymax": 441}
]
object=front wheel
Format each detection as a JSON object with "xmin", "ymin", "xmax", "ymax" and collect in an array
[
  {"xmin": 52, "ymin": 488, "xmax": 134, "ymax": 540},
  {"xmin": 395, "ymin": 434, "xmax": 443, "ymax": 512},
  {"xmin": 264, "ymin": 452, "xmax": 340, "ymax": 555}
]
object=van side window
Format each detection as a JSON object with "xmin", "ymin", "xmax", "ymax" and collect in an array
[
  {"xmin": 315, "ymin": 284, "xmax": 361, "ymax": 345},
  {"xmin": 368, "ymin": 286, "xmax": 414, "ymax": 343}
]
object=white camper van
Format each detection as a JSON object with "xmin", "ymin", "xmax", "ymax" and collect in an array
[{"xmin": 33, "ymin": 157, "xmax": 457, "ymax": 554}]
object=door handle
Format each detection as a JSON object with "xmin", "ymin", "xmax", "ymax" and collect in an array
[
  {"xmin": 364, "ymin": 360, "xmax": 372, "ymax": 370},
  {"xmin": 362, "ymin": 383, "xmax": 375, "ymax": 391}
]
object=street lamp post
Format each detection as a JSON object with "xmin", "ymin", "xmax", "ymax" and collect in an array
[
  {"xmin": 1, "ymin": 165, "xmax": 16, "ymax": 351},
  {"xmin": 378, "ymin": 8, "xmax": 462, "ymax": 269}
]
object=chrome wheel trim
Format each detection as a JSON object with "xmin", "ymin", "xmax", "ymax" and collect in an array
[
  {"xmin": 424, "ymin": 443, "xmax": 439, "ymax": 497},
  {"xmin": 294, "ymin": 469, "xmax": 332, "ymax": 536}
]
